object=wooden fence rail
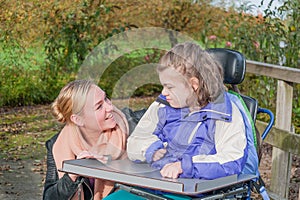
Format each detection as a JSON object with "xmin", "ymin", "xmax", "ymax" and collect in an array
[{"xmin": 246, "ymin": 60, "xmax": 300, "ymax": 200}]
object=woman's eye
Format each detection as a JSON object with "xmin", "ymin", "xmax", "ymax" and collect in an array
[
  {"xmin": 105, "ymin": 97, "xmax": 112, "ymax": 104},
  {"xmin": 97, "ymin": 104, "xmax": 103, "ymax": 110}
]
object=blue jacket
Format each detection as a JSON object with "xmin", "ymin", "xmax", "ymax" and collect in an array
[{"xmin": 127, "ymin": 92, "xmax": 258, "ymax": 180}]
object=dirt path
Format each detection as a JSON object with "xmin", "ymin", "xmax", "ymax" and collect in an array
[{"xmin": 0, "ymin": 159, "xmax": 44, "ymax": 200}]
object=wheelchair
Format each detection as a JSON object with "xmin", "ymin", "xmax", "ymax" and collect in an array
[{"xmin": 104, "ymin": 48, "xmax": 274, "ymax": 200}]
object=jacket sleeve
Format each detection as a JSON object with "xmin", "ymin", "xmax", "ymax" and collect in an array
[
  {"xmin": 127, "ymin": 101, "xmax": 165, "ymax": 162},
  {"xmin": 43, "ymin": 134, "xmax": 83, "ymax": 200},
  {"xmin": 181, "ymin": 104, "xmax": 248, "ymax": 179}
]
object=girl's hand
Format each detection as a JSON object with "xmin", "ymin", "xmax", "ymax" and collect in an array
[
  {"xmin": 152, "ymin": 148, "xmax": 167, "ymax": 162},
  {"xmin": 160, "ymin": 161, "xmax": 183, "ymax": 179}
]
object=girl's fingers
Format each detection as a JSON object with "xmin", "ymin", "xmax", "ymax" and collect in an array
[
  {"xmin": 153, "ymin": 148, "xmax": 167, "ymax": 162},
  {"xmin": 160, "ymin": 162, "xmax": 182, "ymax": 179}
]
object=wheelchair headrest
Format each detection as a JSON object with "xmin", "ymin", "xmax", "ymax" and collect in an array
[{"xmin": 207, "ymin": 48, "xmax": 246, "ymax": 84}]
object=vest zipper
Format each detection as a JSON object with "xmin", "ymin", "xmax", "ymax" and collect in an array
[
  {"xmin": 83, "ymin": 179, "xmax": 94, "ymax": 200},
  {"xmin": 78, "ymin": 178, "xmax": 84, "ymax": 200},
  {"xmin": 78, "ymin": 178, "xmax": 94, "ymax": 200}
]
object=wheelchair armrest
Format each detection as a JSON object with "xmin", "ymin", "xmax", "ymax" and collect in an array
[{"xmin": 257, "ymin": 107, "xmax": 275, "ymax": 140}]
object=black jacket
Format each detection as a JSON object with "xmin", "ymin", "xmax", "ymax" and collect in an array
[{"xmin": 42, "ymin": 133, "xmax": 93, "ymax": 200}]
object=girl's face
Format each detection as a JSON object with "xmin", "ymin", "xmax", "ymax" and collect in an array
[
  {"xmin": 159, "ymin": 67, "xmax": 195, "ymax": 108},
  {"xmin": 80, "ymin": 85, "xmax": 116, "ymax": 133}
]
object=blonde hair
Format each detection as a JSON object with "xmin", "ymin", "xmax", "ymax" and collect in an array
[
  {"xmin": 51, "ymin": 80, "xmax": 94, "ymax": 124},
  {"xmin": 157, "ymin": 42, "xmax": 224, "ymax": 107}
]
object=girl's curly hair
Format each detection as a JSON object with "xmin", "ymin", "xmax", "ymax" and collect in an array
[{"xmin": 157, "ymin": 42, "xmax": 224, "ymax": 108}]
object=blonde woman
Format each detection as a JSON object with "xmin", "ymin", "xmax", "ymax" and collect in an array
[{"xmin": 43, "ymin": 80, "xmax": 128, "ymax": 200}]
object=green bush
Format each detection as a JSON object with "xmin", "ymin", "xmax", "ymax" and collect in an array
[
  {"xmin": 199, "ymin": 0, "xmax": 299, "ymax": 133},
  {"xmin": 99, "ymin": 49, "xmax": 163, "ymax": 99},
  {"xmin": 0, "ymin": 40, "xmax": 72, "ymax": 106}
]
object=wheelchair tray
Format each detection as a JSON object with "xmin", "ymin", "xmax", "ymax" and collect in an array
[{"xmin": 60, "ymin": 158, "xmax": 257, "ymax": 195}]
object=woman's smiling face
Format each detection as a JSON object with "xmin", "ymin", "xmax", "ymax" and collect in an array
[{"xmin": 80, "ymin": 85, "xmax": 116, "ymax": 133}]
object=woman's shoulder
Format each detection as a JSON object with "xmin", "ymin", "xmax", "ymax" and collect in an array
[
  {"xmin": 58, "ymin": 124, "xmax": 75, "ymax": 138},
  {"xmin": 53, "ymin": 125, "xmax": 78, "ymax": 150}
]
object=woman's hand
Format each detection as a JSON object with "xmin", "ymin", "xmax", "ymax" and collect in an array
[
  {"xmin": 77, "ymin": 151, "xmax": 94, "ymax": 159},
  {"xmin": 152, "ymin": 148, "xmax": 167, "ymax": 162},
  {"xmin": 77, "ymin": 151, "xmax": 109, "ymax": 164},
  {"xmin": 160, "ymin": 161, "xmax": 183, "ymax": 179}
]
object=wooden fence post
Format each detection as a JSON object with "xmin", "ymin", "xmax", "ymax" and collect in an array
[{"xmin": 270, "ymin": 80, "xmax": 293, "ymax": 198}]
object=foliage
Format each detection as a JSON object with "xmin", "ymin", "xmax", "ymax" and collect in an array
[
  {"xmin": 0, "ymin": 66, "xmax": 42, "ymax": 106},
  {"xmin": 0, "ymin": 0, "xmax": 130, "ymax": 106},
  {"xmin": 43, "ymin": 0, "xmax": 111, "ymax": 75},
  {"xmin": 99, "ymin": 48, "xmax": 163, "ymax": 99},
  {"xmin": 0, "ymin": 41, "xmax": 46, "ymax": 106},
  {"xmin": 0, "ymin": 0, "xmax": 298, "ymax": 132},
  {"xmin": 0, "ymin": 38, "xmax": 75, "ymax": 106},
  {"xmin": 110, "ymin": 0, "xmax": 228, "ymax": 41},
  {"xmin": 0, "ymin": 0, "xmax": 45, "ymax": 47},
  {"xmin": 41, "ymin": 0, "xmax": 139, "ymax": 100},
  {"xmin": 196, "ymin": 0, "xmax": 299, "ymax": 132}
]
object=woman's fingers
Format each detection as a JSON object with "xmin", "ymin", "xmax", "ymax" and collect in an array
[
  {"xmin": 95, "ymin": 155, "xmax": 109, "ymax": 164},
  {"xmin": 77, "ymin": 151, "xmax": 93, "ymax": 159},
  {"xmin": 77, "ymin": 151, "xmax": 110, "ymax": 164}
]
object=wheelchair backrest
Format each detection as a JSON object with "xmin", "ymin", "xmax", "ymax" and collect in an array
[
  {"xmin": 207, "ymin": 48, "xmax": 246, "ymax": 85},
  {"xmin": 207, "ymin": 48, "xmax": 258, "ymax": 122}
]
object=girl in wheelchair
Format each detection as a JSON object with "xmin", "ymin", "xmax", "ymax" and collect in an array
[{"xmin": 126, "ymin": 42, "xmax": 259, "ymax": 189}]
